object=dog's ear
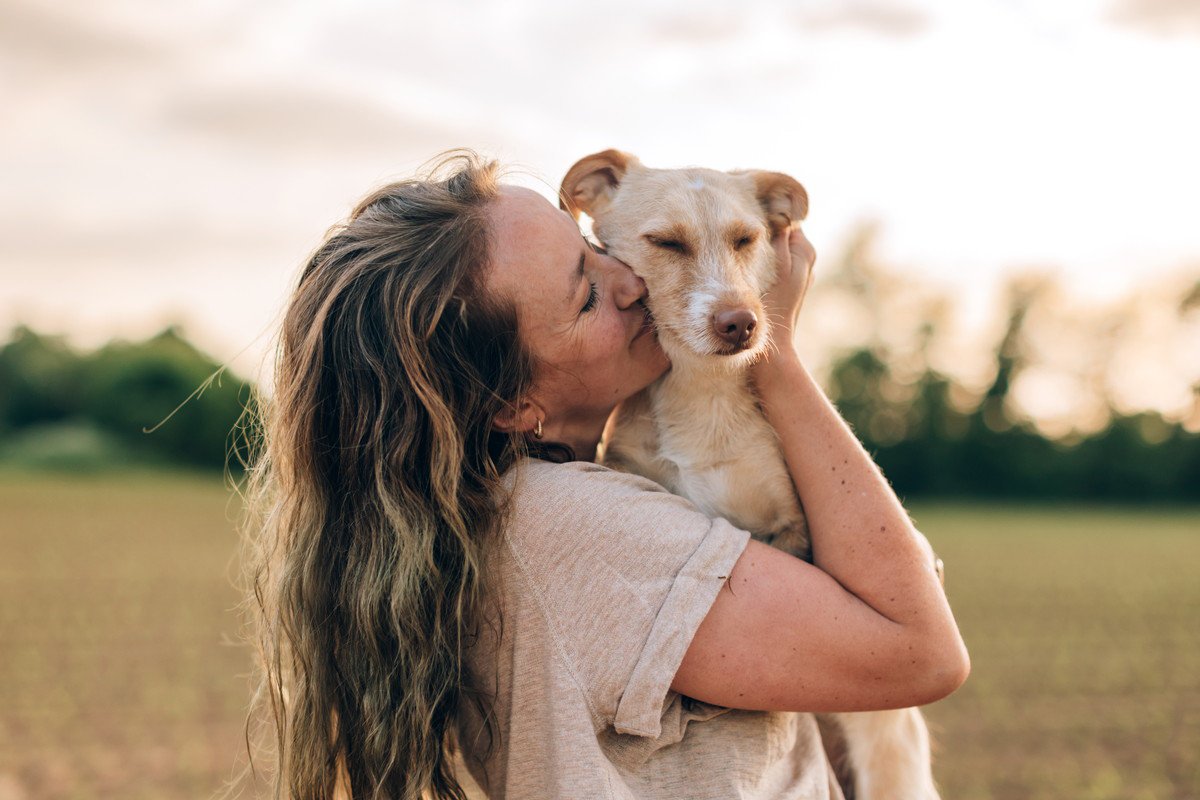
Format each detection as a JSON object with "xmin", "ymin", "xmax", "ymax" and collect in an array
[
  {"xmin": 560, "ymin": 149, "xmax": 639, "ymax": 221},
  {"xmin": 738, "ymin": 171, "xmax": 809, "ymax": 235}
]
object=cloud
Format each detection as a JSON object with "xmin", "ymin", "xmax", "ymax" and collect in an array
[
  {"xmin": 648, "ymin": 10, "xmax": 747, "ymax": 45},
  {"xmin": 790, "ymin": 2, "xmax": 929, "ymax": 37},
  {"xmin": 161, "ymin": 81, "xmax": 472, "ymax": 159},
  {"xmin": 1108, "ymin": 0, "xmax": 1200, "ymax": 36},
  {"xmin": 0, "ymin": 0, "xmax": 168, "ymax": 77}
]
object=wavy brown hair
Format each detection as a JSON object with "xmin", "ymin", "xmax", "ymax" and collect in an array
[{"xmin": 242, "ymin": 152, "xmax": 543, "ymax": 799}]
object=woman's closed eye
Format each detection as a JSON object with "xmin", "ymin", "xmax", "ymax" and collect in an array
[{"xmin": 581, "ymin": 280, "xmax": 599, "ymax": 313}]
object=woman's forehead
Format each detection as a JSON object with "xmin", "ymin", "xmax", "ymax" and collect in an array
[
  {"xmin": 486, "ymin": 186, "xmax": 579, "ymax": 301},
  {"xmin": 489, "ymin": 185, "xmax": 573, "ymax": 243}
]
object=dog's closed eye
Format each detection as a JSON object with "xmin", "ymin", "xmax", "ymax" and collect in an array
[
  {"xmin": 643, "ymin": 233, "xmax": 691, "ymax": 257},
  {"xmin": 730, "ymin": 227, "xmax": 760, "ymax": 251}
]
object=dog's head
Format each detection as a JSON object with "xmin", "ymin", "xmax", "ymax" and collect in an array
[{"xmin": 561, "ymin": 149, "xmax": 807, "ymax": 371}]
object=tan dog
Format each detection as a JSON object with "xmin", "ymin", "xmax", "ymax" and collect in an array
[{"xmin": 561, "ymin": 150, "xmax": 940, "ymax": 800}]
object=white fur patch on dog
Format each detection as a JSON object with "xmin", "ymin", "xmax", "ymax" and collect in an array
[
  {"xmin": 683, "ymin": 278, "xmax": 730, "ymax": 354},
  {"xmin": 688, "ymin": 177, "xmax": 705, "ymax": 191}
]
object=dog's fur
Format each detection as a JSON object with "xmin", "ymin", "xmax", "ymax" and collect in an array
[{"xmin": 561, "ymin": 150, "xmax": 940, "ymax": 800}]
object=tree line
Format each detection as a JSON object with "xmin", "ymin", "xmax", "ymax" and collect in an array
[
  {"xmin": 1, "ymin": 302, "xmax": 1196, "ymax": 499},
  {"xmin": 811, "ymin": 225, "xmax": 1200, "ymax": 502},
  {"xmin": 0, "ymin": 325, "xmax": 253, "ymax": 472},
  {"xmin": 827, "ymin": 344, "xmax": 1199, "ymax": 502}
]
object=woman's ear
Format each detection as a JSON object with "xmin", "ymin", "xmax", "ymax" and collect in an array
[{"xmin": 492, "ymin": 398, "xmax": 544, "ymax": 436}]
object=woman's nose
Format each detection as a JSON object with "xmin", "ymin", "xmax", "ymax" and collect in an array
[{"xmin": 609, "ymin": 259, "xmax": 648, "ymax": 308}]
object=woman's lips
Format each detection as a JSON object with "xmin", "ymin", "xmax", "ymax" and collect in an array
[{"xmin": 631, "ymin": 303, "xmax": 656, "ymax": 342}]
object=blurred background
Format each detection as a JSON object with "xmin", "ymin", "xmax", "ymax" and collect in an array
[{"xmin": 1, "ymin": 1, "xmax": 1197, "ymax": 798}]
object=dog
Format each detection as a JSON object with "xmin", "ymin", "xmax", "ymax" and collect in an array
[{"xmin": 561, "ymin": 150, "xmax": 940, "ymax": 800}]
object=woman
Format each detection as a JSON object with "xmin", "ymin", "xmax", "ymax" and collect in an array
[{"xmin": 245, "ymin": 152, "xmax": 969, "ymax": 799}]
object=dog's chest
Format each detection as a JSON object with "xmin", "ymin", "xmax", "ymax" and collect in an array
[{"xmin": 605, "ymin": 371, "xmax": 810, "ymax": 557}]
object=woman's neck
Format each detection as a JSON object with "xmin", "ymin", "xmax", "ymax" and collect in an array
[{"xmin": 542, "ymin": 408, "xmax": 610, "ymax": 463}]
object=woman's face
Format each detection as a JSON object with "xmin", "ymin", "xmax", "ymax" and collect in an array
[{"xmin": 485, "ymin": 186, "xmax": 670, "ymax": 438}]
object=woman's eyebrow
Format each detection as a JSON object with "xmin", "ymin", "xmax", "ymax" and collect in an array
[{"xmin": 565, "ymin": 249, "xmax": 585, "ymax": 303}]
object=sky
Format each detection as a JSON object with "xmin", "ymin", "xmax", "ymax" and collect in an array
[{"xmin": 2, "ymin": 0, "xmax": 1199, "ymax": 395}]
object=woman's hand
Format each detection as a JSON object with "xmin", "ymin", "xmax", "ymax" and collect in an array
[{"xmin": 755, "ymin": 226, "xmax": 816, "ymax": 374}]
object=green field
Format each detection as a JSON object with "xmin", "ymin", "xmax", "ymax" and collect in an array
[
  {"xmin": 1, "ymin": 475, "xmax": 1197, "ymax": 799},
  {"xmin": 910, "ymin": 503, "xmax": 1199, "ymax": 800}
]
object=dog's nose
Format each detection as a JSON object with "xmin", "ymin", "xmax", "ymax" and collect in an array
[{"xmin": 712, "ymin": 309, "xmax": 757, "ymax": 348}]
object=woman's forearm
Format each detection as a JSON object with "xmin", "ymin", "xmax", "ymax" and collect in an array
[{"xmin": 755, "ymin": 352, "xmax": 957, "ymax": 635}]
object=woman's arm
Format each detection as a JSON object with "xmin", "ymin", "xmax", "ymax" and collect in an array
[{"xmin": 671, "ymin": 228, "xmax": 969, "ymax": 712}]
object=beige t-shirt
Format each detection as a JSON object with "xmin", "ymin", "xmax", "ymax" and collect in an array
[{"xmin": 457, "ymin": 458, "xmax": 844, "ymax": 799}]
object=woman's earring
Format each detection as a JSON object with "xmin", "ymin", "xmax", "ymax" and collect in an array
[{"xmin": 534, "ymin": 418, "xmax": 544, "ymax": 440}]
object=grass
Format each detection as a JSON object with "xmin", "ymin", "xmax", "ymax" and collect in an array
[
  {"xmin": 0, "ymin": 472, "xmax": 252, "ymax": 800},
  {"xmin": 0, "ymin": 474, "xmax": 1196, "ymax": 799},
  {"xmin": 910, "ymin": 503, "xmax": 1200, "ymax": 800}
]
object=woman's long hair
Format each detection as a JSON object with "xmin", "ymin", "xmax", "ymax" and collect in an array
[{"xmin": 242, "ymin": 152, "xmax": 535, "ymax": 799}]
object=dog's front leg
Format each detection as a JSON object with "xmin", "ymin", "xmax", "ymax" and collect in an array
[{"xmin": 829, "ymin": 708, "xmax": 940, "ymax": 800}]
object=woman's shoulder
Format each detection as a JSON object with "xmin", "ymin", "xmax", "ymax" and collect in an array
[
  {"xmin": 498, "ymin": 457, "xmax": 745, "ymax": 572},
  {"xmin": 509, "ymin": 456, "xmax": 662, "ymax": 490},
  {"xmin": 504, "ymin": 458, "xmax": 686, "ymax": 523}
]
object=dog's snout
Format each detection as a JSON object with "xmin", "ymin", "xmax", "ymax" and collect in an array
[{"xmin": 712, "ymin": 309, "xmax": 757, "ymax": 348}]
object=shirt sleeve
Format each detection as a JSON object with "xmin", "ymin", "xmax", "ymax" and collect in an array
[{"xmin": 503, "ymin": 459, "xmax": 751, "ymax": 738}]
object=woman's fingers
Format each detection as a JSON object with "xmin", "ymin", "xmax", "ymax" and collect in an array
[
  {"xmin": 789, "ymin": 226, "xmax": 816, "ymax": 292},
  {"xmin": 773, "ymin": 228, "xmax": 795, "ymax": 278},
  {"xmin": 766, "ymin": 226, "xmax": 816, "ymax": 328},
  {"xmin": 755, "ymin": 227, "xmax": 812, "ymax": 372}
]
